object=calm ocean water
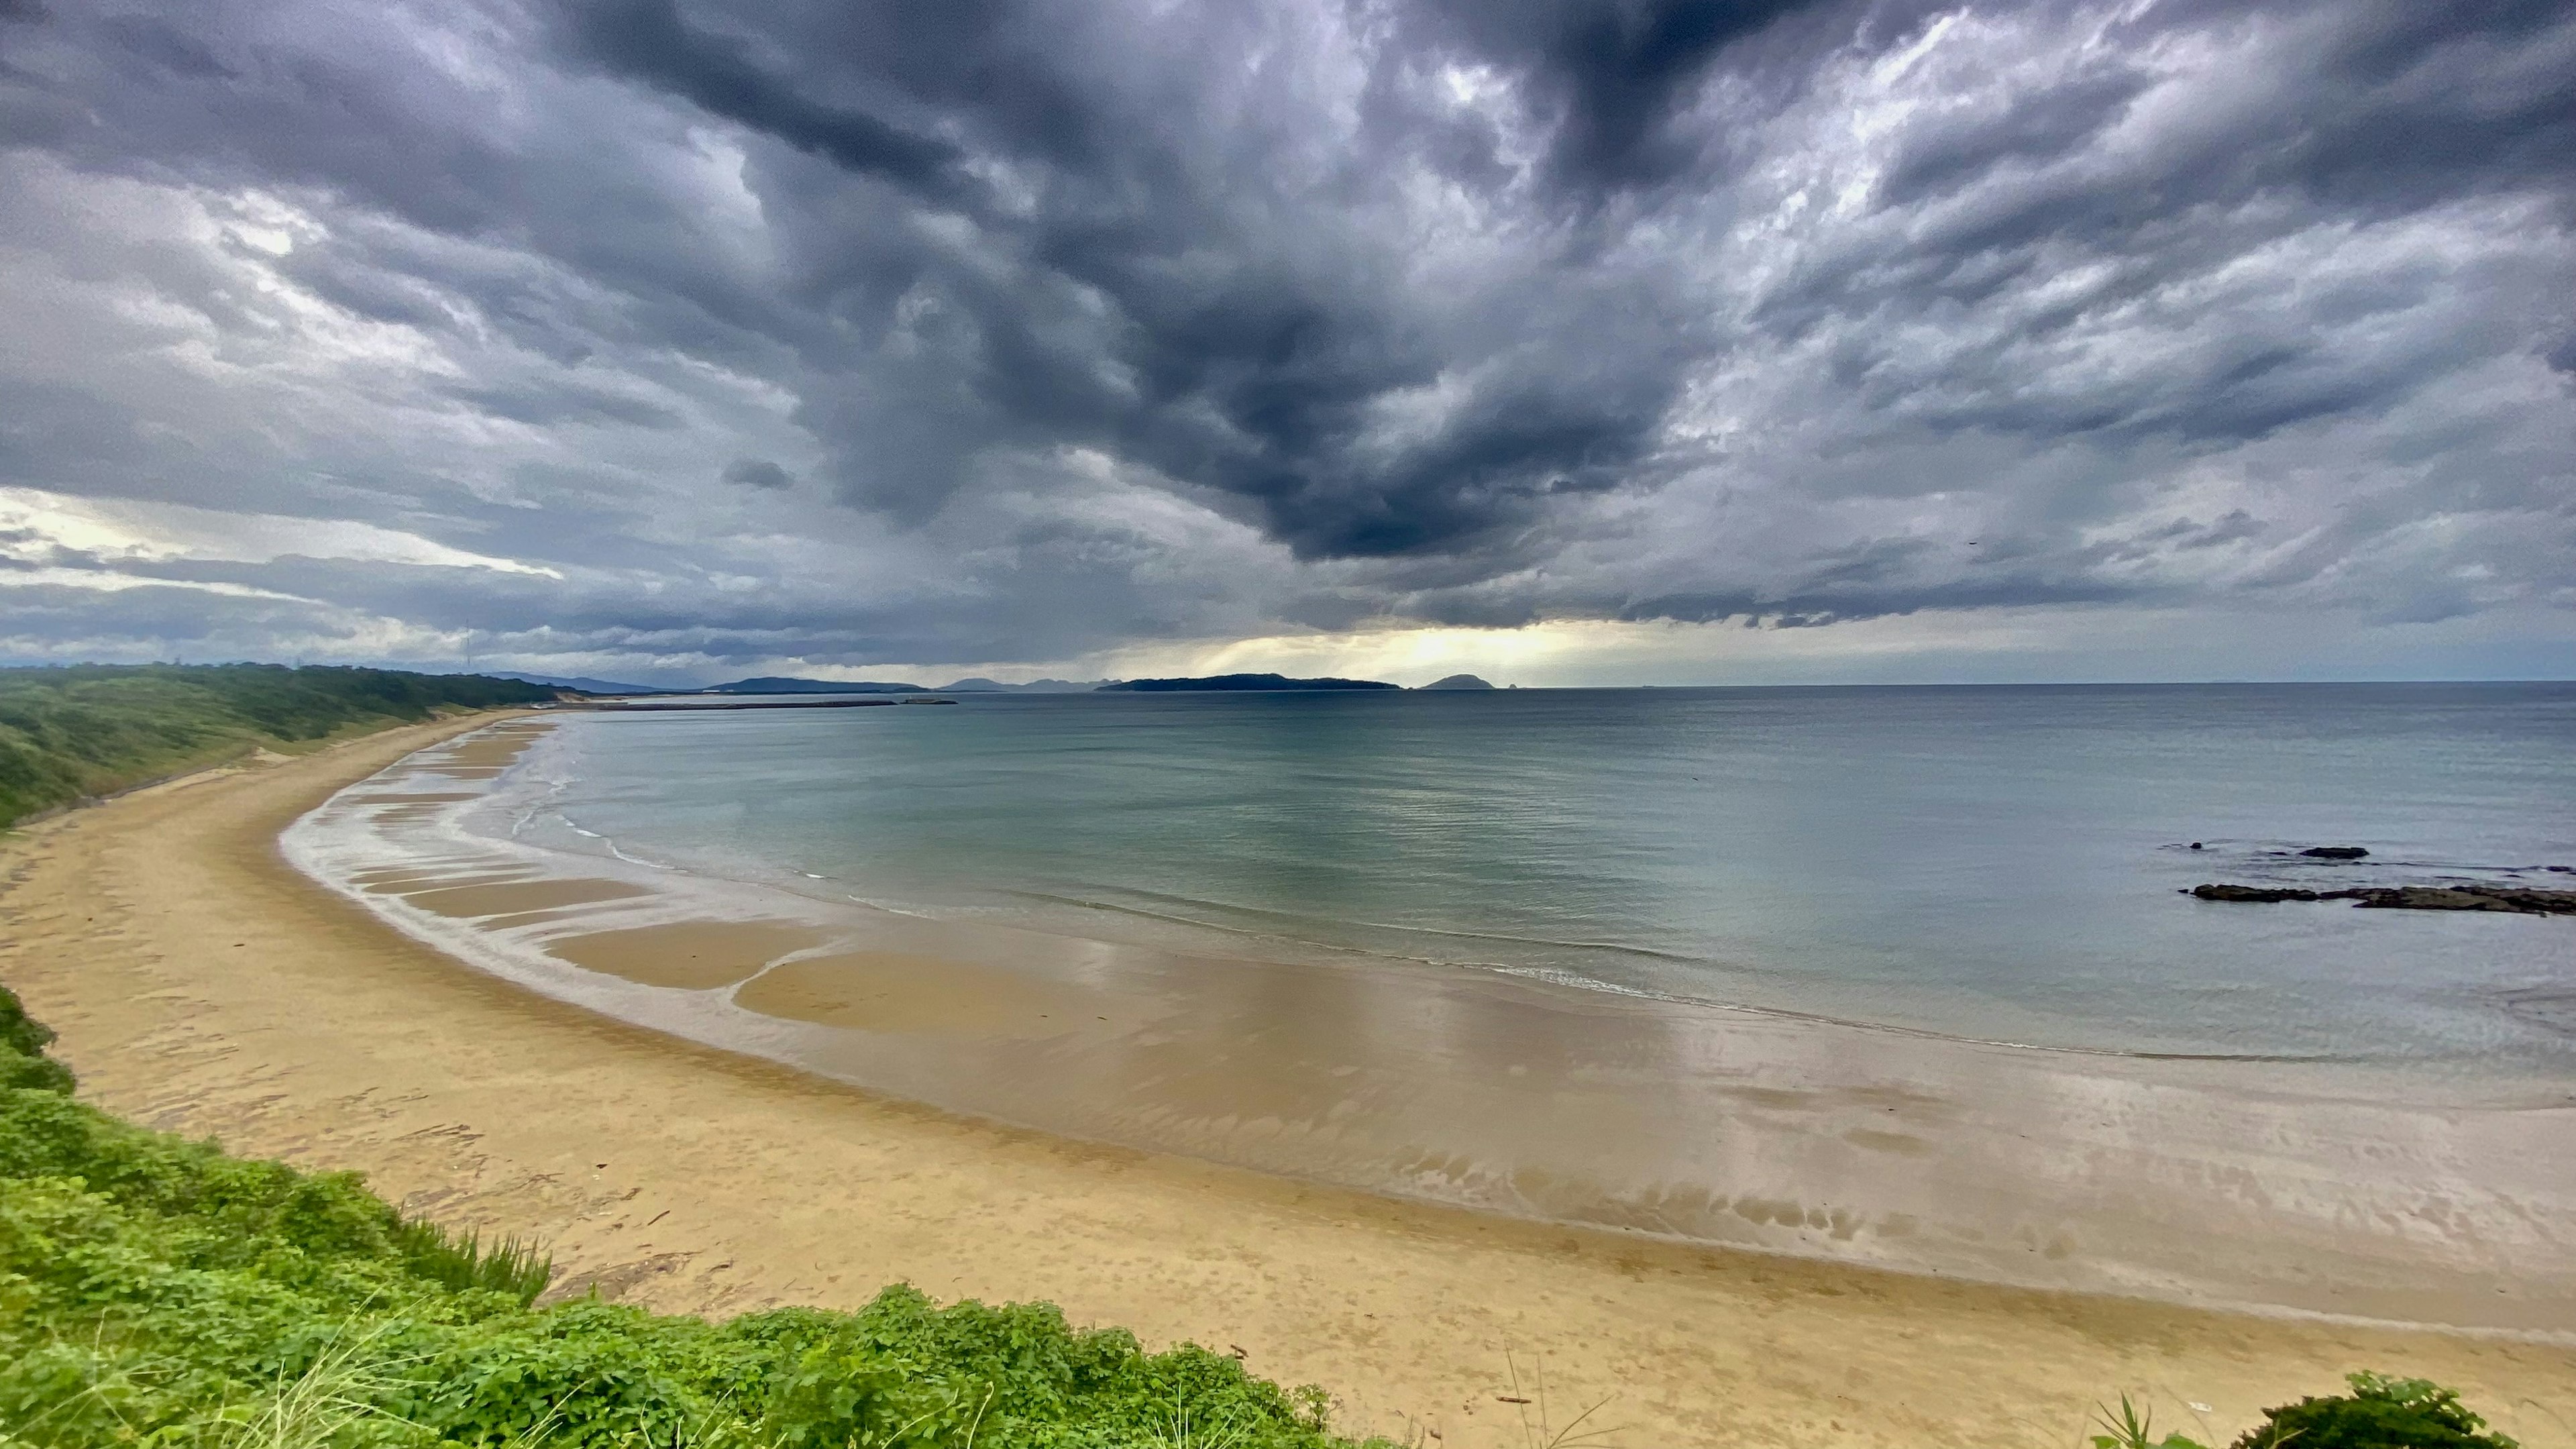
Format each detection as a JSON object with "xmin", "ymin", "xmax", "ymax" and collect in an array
[{"xmin": 500, "ymin": 683, "xmax": 2576, "ymax": 1079}]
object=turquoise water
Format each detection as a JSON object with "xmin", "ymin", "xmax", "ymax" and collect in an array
[{"xmin": 507, "ymin": 683, "xmax": 2576, "ymax": 1076}]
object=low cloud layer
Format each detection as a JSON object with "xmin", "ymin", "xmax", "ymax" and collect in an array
[{"xmin": 1, "ymin": 0, "xmax": 2569, "ymax": 683}]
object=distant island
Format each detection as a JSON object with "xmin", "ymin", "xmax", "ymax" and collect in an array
[
  {"xmin": 1097, "ymin": 673, "xmax": 1399, "ymax": 692},
  {"xmin": 486, "ymin": 670, "xmax": 672, "ymax": 695},
  {"xmin": 498, "ymin": 670, "xmax": 1494, "ymax": 696},
  {"xmin": 939, "ymin": 678, "xmax": 1107, "ymax": 693},
  {"xmin": 708, "ymin": 676, "xmax": 928, "ymax": 694}
]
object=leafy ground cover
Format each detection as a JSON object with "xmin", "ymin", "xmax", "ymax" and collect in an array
[
  {"xmin": 0, "ymin": 982, "xmax": 1370, "ymax": 1447},
  {"xmin": 2092, "ymin": 1373, "xmax": 2521, "ymax": 1448},
  {"xmin": 0, "ymin": 947, "xmax": 2528, "ymax": 1446},
  {"xmin": 0, "ymin": 664, "xmax": 555, "ymax": 828}
]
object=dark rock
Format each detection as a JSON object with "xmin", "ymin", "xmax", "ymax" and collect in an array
[
  {"xmin": 2299, "ymin": 845, "xmax": 2369, "ymax": 859},
  {"xmin": 2192, "ymin": 883, "xmax": 2320, "ymax": 902},
  {"xmin": 2550, "ymin": 865, "xmax": 2574, "ymax": 874},
  {"xmin": 2189, "ymin": 842, "xmax": 2203, "ymax": 850},
  {"xmin": 2346, "ymin": 886, "xmax": 2524, "ymax": 913},
  {"xmin": 2191, "ymin": 882, "xmax": 2576, "ymax": 915},
  {"xmin": 2450, "ymin": 885, "xmax": 2576, "ymax": 914}
]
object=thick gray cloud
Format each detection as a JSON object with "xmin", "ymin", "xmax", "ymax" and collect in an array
[
  {"xmin": 720, "ymin": 457, "xmax": 792, "ymax": 490},
  {"xmin": 0, "ymin": 0, "xmax": 2568, "ymax": 682}
]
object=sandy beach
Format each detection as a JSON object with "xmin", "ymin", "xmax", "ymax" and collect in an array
[{"xmin": 5, "ymin": 712, "xmax": 2575, "ymax": 1448}]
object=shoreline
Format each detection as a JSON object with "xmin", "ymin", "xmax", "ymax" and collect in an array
[
  {"xmin": 3, "ymin": 714, "xmax": 2573, "ymax": 1446},
  {"xmin": 286, "ymin": 714, "xmax": 2576, "ymax": 1332}
]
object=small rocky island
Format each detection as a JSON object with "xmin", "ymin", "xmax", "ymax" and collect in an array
[
  {"xmin": 2188, "ymin": 882, "xmax": 2576, "ymax": 915},
  {"xmin": 1417, "ymin": 674, "xmax": 1496, "ymax": 690},
  {"xmin": 2182, "ymin": 839, "xmax": 2575, "ymax": 915}
]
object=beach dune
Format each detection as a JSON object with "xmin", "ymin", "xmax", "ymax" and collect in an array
[{"xmin": 4, "ymin": 714, "xmax": 2572, "ymax": 1448}]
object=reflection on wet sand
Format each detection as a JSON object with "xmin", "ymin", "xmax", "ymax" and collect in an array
[
  {"xmin": 280, "ymin": 717, "xmax": 2576, "ymax": 1335},
  {"xmin": 401, "ymin": 878, "xmax": 653, "ymax": 918},
  {"xmin": 550, "ymin": 922, "xmax": 833, "ymax": 991},
  {"xmin": 737, "ymin": 951, "xmax": 1102, "ymax": 1034}
]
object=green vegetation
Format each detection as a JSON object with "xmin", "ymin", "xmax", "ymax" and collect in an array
[
  {"xmin": 0, "ymin": 981, "xmax": 1370, "ymax": 1448},
  {"xmin": 0, "ymin": 664, "xmax": 554, "ymax": 828},
  {"xmin": 0, "ymin": 981, "xmax": 2525, "ymax": 1449},
  {"xmin": 2091, "ymin": 1373, "xmax": 2520, "ymax": 1449},
  {"xmin": 2230, "ymin": 1373, "xmax": 2522, "ymax": 1448}
]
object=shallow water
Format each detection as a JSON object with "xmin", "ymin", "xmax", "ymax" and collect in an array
[
  {"xmin": 280, "ymin": 686, "xmax": 2576, "ymax": 1330},
  {"xmin": 512, "ymin": 684, "xmax": 2576, "ymax": 1073}
]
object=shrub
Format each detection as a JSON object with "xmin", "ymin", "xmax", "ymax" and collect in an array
[
  {"xmin": 2231, "ymin": 1371, "xmax": 2520, "ymax": 1449},
  {"xmin": 2094, "ymin": 1374, "xmax": 2521, "ymax": 1449},
  {"xmin": 0, "ymin": 983, "xmax": 73, "ymax": 1095}
]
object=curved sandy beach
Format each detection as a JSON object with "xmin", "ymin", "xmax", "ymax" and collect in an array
[{"xmin": 4, "ymin": 712, "xmax": 2573, "ymax": 1448}]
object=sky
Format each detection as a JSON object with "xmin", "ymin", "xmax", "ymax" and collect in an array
[{"xmin": 1, "ymin": 0, "xmax": 2570, "ymax": 688}]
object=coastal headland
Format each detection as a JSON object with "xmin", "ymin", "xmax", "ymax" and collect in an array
[{"xmin": 3, "ymin": 714, "xmax": 2573, "ymax": 1447}]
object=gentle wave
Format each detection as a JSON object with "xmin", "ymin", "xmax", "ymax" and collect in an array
[
  {"xmin": 1006, "ymin": 888, "xmax": 2366, "ymax": 1065},
  {"xmin": 270, "ymin": 715, "xmax": 2576, "ymax": 1332},
  {"xmin": 1042, "ymin": 883, "xmax": 1709, "ymax": 962}
]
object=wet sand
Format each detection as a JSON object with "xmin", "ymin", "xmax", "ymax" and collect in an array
[
  {"xmin": 283, "ymin": 720, "xmax": 2576, "ymax": 1335},
  {"xmin": 549, "ymin": 922, "xmax": 834, "ymax": 991},
  {"xmin": 4, "ymin": 715, "xmax": 2575, "ymax": 1447}
]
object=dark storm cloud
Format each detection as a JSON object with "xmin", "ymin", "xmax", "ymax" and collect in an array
[
  {"xmin": 720, "ymin": 458, "xmax": 791, "ymax": 490},
  {"xmin": 562, "ymin": 0, "xmax": 965, "ymax": 191},
  {"xmin": 0, "ymin": 0, "xmax": 2569, "ymax": 675},
  {"xmin": 1393, "ymin": 0, "xmax": 1843, "ymax": 190},
  {"xmin": 543, "ymin": 0, "xmax": 1719, "ymax": 554}
]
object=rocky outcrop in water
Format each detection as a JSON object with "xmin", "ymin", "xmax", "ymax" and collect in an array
[
  {"xmin": 2298, "ymin": 845, "xmax": 2370, "ymax": 859},
  {"xmin": 2190, "ymin": 884, "xmax": 2323, "ymax": 902},
  {"xmin": 2188, "ymin": 882, "xmax": 2576, "ymax": 914}
]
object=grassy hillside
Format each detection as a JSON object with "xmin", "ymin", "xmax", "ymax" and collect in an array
[
  {"xmin": 0, "ymin": 985, "xmax": 2528, "ymax": 1449},
  {"xmin": 0, "ymin": 983, "xmax": 1368, "ymax": 1448},
  {"xmin": 0, "ymin": 664, "xmax": 554, "ymax": 828}
]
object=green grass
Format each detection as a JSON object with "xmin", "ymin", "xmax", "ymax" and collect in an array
[
  {"xmin": 0, "ymin": 663, "xmax": 555, "ymax": 828},
  {"xmin": 0, "ymin": 961, "xmax": 2528, "ymax": 1448},
  {"xmin": 387, "ymin": 1222, "xmax": 554, "ymax": 1307},
  {"xmin": 0, "ymin": 981, "xmax": 1376, "ymax": 1448}
]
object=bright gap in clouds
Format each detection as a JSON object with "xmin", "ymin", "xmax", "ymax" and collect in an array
[
  {"xmin": 850, "ymin": 608, "xmax": 2576, "ymax": 692},
  {"xmin": 0, "ymin": 488, "xmax": 563, "ymax": 578}
]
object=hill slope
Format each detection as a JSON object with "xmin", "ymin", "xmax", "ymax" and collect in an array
[
  {"xmin": 485, "ymin": 670, "xmax": 671, "ymax": 694},
  {"xmin": 0, "ymin": 982, "xmax": 1369, "ymax": 1448},
  {"xmin": 0, "ymin": 663, "xmax": 551, "ymax": 826}
]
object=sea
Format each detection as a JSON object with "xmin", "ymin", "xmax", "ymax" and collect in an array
[
  {"xmin": 286, "ymin": 682, "xmax": 2576, "ymax": 1326},
  {"xmin": 504, "ymin": 682, "xmax": 2576, "ymax": 1076}
]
